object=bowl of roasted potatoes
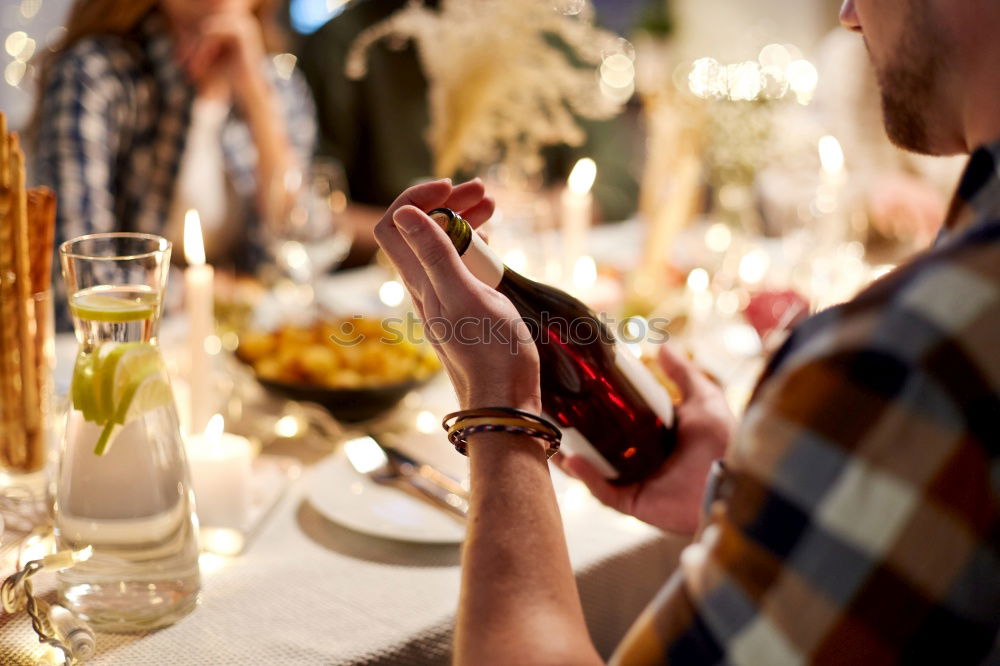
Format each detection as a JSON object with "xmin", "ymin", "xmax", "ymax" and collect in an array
[{"xmin": 236, "ymin": 317, "xmax": 441, "ymax": 422}]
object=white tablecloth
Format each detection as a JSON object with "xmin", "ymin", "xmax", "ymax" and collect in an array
[
  {"xmin": 4, "ymin": 256, "xmax": 691, "ymax": 664},
  {"xmin": 2, "ymin": 461, "xmax": 685, "ymax": 665}
]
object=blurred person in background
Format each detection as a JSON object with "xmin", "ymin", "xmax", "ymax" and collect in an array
[
  {"xmin": 296, "ymin": 0, "xmax": 640, "ymax": 265},
  {"xmin": 32, "ymin": 0, "xmax": 315, "ymax": 276}
]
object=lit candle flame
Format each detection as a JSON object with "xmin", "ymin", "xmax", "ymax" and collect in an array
[
  {"xmin": 205, "ymin": 413, "xmax": 225, "ymax": 441},
  {"xmin": 567, "ymin": 158, "xmax": 597, "ymax": 195},
  {"xmin": 819, "ymin": 136, "xmax": 845, "ymax": 175},
  {"xmin": 184, "ymin": 209, "xmax": 206, "ymax": 266}
]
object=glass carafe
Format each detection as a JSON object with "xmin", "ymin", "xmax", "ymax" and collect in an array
[{"xmin": 56, "ymin": 233, "xmax": 200, "ymax": 632}]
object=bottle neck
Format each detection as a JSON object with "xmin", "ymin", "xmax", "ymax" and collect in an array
[{"xmin": 429, "ymin": 209, "xmax": 506, "ymax": 289}]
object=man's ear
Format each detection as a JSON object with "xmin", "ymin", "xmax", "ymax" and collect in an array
[{"xmin": 840, "ymin": 0, "xmax": 862, "ymax": 33}]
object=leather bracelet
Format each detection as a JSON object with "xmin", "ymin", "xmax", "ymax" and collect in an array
[
  {"xmin": 446, "ymin": 416, "xmax": 560, "ymax": 442},
  {"xmin": 443, "ymin": 408, "xmax": 562, "ymax": 459},
  {"xmin": 443, "ymin": 407, "xmax": 560, "ymax": 433},
  {"xmin": 450, "ymin": 423, "xmax": 561, "ymax": 459}
]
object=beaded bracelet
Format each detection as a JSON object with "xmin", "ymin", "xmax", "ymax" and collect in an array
[{"xmin": 450, "ymin": 423, "xmax": 561, "ymax": 459}]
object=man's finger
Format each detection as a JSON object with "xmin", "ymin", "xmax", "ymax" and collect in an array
[
  {"xmin": 442, "ymin": 179, "xmax": 487, "ymax": 214},
  {"xmin": 558, "ymin": 455, "xmax": 627, "ymax": 512},
  {"xmin": 392, "ymin": 205, "xmax": 478, "ymax": 298},
  {"xmin": 460, "ymin": 196, "xmax": 496, "ymax": 228},
  {"xmin": 385, "ymin": 179, "xmax": 454, "ymax": 222},
  {"xmin": 375, "ymin": 180, "xmax": 457, "ymax": 297},
  {"xmin": 657, "ymin": 344, "xmax": 714, "ymax": 400},
  {"xmin": 374, "ymin": 212, "xmax": 435, "ymax": 302}
]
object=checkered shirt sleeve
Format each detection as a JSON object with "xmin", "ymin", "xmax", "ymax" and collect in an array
[
  {"xmin": 612, "ymin": 150, "xmax": 1000, "ymax": 664},
  {"xmin": 34, "ymin": 39, "xmax": 132, "ymax": 243}
]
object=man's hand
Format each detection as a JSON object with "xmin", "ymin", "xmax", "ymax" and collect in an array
[
  {"xmin": 374, "ymin": 179, "xmax": 543, "ymax": 415},
  {"xmin": 557, "ymin": 344, "xmax": 735, "ymax": 535}
]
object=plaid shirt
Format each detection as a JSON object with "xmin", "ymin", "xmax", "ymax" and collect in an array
[
  {"xmin": 613, "ymin": 145, "xmax": 1000, "ymax": 664},
  {"xmin": 33, "ymin": 12, "xmax": 316, "ymax": 264}
]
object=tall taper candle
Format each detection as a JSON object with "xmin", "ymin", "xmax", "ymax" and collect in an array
[
  {"xmin": 184, "ymin": 210, "xmax": 215, "ymax": 434},
  {"xmin": 560, "ymin": 158, "xmax": 596, "ymax": 289}
]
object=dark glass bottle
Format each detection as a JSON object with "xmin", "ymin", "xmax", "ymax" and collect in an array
[{"xmin": 428, "ymin": 208, "xmax": 676, "ymax": 484}]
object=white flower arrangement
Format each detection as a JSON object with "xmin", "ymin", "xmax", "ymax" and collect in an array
[{"xmin": 346, "ymin": 0, "xmax": 623, "ymax": 178}]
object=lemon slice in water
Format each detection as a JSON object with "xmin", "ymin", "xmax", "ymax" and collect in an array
[
  {"xmin": 70, "ymin": 291, "xmax": 157, "ymax": 323},
  {"xmin": 94, "ymin": 374, "xmax": 173, "ymax": 457},
  {"xmin": 97, "ymin": 343, "xmax": 160, "ymax": 420},
  {"xmin": 71, "ymin": 353, "xmax": 101, "ymax": 423},
  {"xmin": 72, "ymin": 342, "xmax": 173, "ymax": 456}
]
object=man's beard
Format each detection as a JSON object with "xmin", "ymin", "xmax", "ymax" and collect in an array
[{"xmin": 870, "ymin": 2, "xmax": 946, "ymax": 155}]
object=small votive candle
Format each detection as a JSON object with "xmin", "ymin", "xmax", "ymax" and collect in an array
[{"xmin": 186, "ymin": 415, "xmax": 252, "ymax": 529}]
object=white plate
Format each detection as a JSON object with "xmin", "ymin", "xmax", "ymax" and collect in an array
[{"xmin": 306, "ymin": 447, "xmax": 466, "ymax": 545}]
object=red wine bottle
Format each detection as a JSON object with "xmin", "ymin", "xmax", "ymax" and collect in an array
[{"xmin": 428, "ymin": 208, "xmax": 676, "ymax": 484}]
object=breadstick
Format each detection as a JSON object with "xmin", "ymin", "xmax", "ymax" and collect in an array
[
  {"xmin": 28, "ymin": 187, "xmax": 57, "ymax": 470},
  {"xmin": 11, "ymin": 133, "xmax": 42, "ymax": 471},
  {"xmin": 0, "ymin": 112, "xmax": 8, "ymax": 188},
  {"xmin": 27, "ymin": 188, "xmax": 56, "ymax": 295},
  {"xmin": 0, "ymin": 124, "xmax": 23, "ymax": 468},
  {"xmin": 0, "ymin": 117, "xmax": 6, "ymax": 463}
]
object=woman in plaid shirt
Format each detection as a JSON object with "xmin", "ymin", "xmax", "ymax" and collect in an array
[{"xmin": 31, "ymin": 0, "xmax": 315, "ymax": 283}]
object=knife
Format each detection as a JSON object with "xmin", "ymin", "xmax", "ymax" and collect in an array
[{"xmin": 343, "ymin": 435, "xmax": 469, "ymax": 520}]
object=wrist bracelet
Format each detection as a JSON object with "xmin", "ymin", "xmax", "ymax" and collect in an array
[
  {"xmin": 447, "ymin": 416, "xmax": 559, "ymax": 441},
  {"xmin": 443, "ymin": 408, "xmax": 562, "ymax": 459},
  {"xmin": 443, "ymin": 407, "xmax": 558, "ymax": 432},
  {"xmin": 450, "ymin": 424, "xmax": 561, "ymax": 459}
]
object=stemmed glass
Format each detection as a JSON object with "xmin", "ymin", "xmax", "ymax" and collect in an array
[{"xmin": 267, "ymin": 158, "xmax": 354, "ymax": 290}]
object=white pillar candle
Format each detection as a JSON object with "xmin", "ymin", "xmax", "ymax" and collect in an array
[
  {"xmin": 561, "ymin": 158, "xmax": 596, "ymax": 288},
  {"xmin": 183, "ymin": 210, "xmax": 215, "ymax": 434},
  {"xmin": 186, "ymin": 415, "xmax": 252, "ymax": 529}
]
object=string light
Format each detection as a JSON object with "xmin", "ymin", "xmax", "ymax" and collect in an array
[
  {"xmin": 4, "ymin": 60, "xmax": 26, "ymax": 87},
  {"xmin": 2, "ymin": 548, "xmax": 97, "ymax": 664},
  {"xmin": 599, "ymin": 42, "xmax": 636, "ymax": 104},
  {"xmin": 687, "ymin": 44, "xmax": 817, "ymax": 105},
  {"xmin": 20, "ymin": 0, "xmax": 43, "ymax": 20}
]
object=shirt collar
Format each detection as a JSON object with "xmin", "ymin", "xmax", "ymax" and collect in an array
[{"xmin": 940, "ymin": 140, "xmax": 1000, "ymax": 244}]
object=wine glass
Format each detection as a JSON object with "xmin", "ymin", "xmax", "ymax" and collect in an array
[{"xmin": 267, "ymin": 158, "xmax": 354, "ymax": 286}]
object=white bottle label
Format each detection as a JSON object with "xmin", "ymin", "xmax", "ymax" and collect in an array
[
  {"xmin": 460, "ymin": 230, "xmax": 505, "ymax": 289},
  {"xmin": 613, "ymin": 344, "xmax": 675, "ymax": 429}
]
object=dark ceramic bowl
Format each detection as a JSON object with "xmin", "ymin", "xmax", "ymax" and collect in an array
[{"xmin": 254, "ymin": 375, "xmax": 429, "ymax": 423}]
